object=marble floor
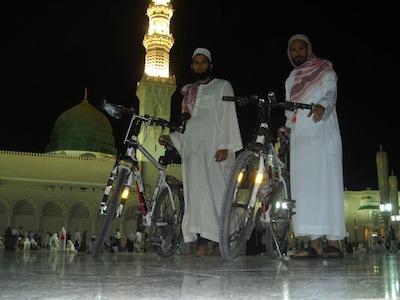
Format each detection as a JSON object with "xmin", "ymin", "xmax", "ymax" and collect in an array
[{"xmin": 0, "ymin": 248, "xmax": 399, "ymax": 300}]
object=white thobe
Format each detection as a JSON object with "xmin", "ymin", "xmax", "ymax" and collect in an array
[
  {"xmin": 170, "ymin": 78, "xmax": 243, "ymax": 243},
  {"xmin": 285, "ymin": 70, "xmax": 346, "ymax": 239}
]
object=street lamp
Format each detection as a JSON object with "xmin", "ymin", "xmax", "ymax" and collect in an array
[
  {"xmin": 391, "ymin": 215, "xmax": 400, "ymax": 222},
  {"xmin": 380, "ymin": 203, "xmax": 392, "ymax": 213},
  {"xmin": 380, "ymin": 202, "xmax": 392, "ymax": 241}
]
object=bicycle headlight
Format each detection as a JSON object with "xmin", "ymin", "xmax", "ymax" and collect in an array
[
  {"xmin": 122, "ymin": 187, "xmax": 130, "ymax": 199},
  {"xmin": 237, "ymin": 172, "xmax": 244, "ymax": 183},
  {"xmin": 255, "ymin": 173, "xmax": 263, "ymax": 184}
]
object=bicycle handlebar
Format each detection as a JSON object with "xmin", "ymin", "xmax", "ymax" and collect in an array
[
  {"xmin": 102, "ymin": 99, "xmax": 133, "ymax": 119},
  {"xmin": 101, "ymin": 99, "xmax": 188, "ymax": 132},
  {"xmin": 222, "ymin": 92, "xmax": 313, "ymax": 111}
]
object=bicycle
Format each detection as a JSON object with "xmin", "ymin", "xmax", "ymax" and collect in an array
[
  {"xmin": 93, "ymin": 99, "xmax": 189, "ymax": 259},
  {"xmin": 219, "ymin": 92, "xmax": 312, "ymax": 260}
]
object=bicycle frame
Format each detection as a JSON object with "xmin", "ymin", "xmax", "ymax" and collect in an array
[
  {"xmin": 101, "ymin": 109, "xmax": 177, "ymax": 218},
  {"xmin": 94, "ymin": 100, "xmax": 185, "ymax": 258},
  {"xmin": 106, "ymin": 143, "xmax": 176, "ymax": 227}
]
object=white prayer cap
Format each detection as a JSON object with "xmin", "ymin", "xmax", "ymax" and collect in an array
[
  {"xmin": 192, "ymin": 47, "xmax": 212, "ymax": 63},
  {"xmin": 288, "ymin": 34, "xmax": 310, "ymax": 47}
]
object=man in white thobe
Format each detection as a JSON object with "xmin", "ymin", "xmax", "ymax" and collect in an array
[
  {"xmin": 284, "ymin": 34, "xmax": 346, "ymax": 258},
  {"xmin": 160, "ymin": 48, "xmax": 243, "ymax": 256}
]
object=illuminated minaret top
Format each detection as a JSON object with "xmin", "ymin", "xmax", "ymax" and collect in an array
[{"xmin": 143, "ymin": 0, "xmax": 174, "ymax": 78}]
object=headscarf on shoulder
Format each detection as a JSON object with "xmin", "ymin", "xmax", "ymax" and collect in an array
[{"xmin": 181, "ymin": 82, "xmax": 199, "ymax": 114}]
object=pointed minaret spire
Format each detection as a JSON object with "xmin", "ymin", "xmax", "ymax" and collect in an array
[{"xmin": 83, "ymin": 88, "xmax": 88, "ymax": 102}]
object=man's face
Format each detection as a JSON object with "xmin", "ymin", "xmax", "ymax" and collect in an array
[
  {"xmin": 289, "ymin": 39, "xmax": 308, "ymax": 66},
  {"xmin": 191, "ymin": 54, "xmax": 212, "ymax": 80}
]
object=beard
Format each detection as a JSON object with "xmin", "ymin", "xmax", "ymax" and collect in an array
[
  {"xmin": 293, "ymin": 56, "xmax": 307, "ymax": 67},
  {"xmin": 192, "ymin": 68, "xmax": 212, "ymax": 81}
]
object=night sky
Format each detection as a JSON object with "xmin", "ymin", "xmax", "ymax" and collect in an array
[{"xmin": 1, "ymin": 1, "xmax": 398, "ymax": 191}]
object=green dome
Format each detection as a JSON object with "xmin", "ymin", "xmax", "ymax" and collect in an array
[{"xmin": 45, "ymin": 98, "xmax": 117, "ymax": 156}]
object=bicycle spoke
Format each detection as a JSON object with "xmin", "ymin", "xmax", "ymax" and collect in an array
[
  {"xmin": 151, "ymin": 183, "xmax": 184, "ymax": 258},
  {"xmin": 219, "ymin": 150, "xmax": 258, "ymax": 261},
  {"xmin": 265, "ymin": 181, "xmax": 292, "ymax": 259}
]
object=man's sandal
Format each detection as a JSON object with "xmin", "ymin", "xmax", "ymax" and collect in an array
[
  {"xmin": 290, "ymin": 245, "xmax": 320, "ymax": 259},
  {"xmin": 321, "ymin": 245, "xmax": 344, "ymax": 259}
]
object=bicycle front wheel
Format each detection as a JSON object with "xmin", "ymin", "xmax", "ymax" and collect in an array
[
  {"xmin": 151, "ymin": 182, "xmax": 184, "ymax": 258},
  {"xmin": 265, "ymin": 180, "xmax": 291, "ymax": 259},
  {"xmin": 93, "ymin": 167, "xmax": 129, "ymax": 258},
  {"xmin": 219, "ymin": 149, "xmax": 259, "ymax": 261}
]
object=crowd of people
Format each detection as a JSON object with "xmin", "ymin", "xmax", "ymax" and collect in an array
[
  {"xmin": 3, "ymin": 226, "xmax": 90, "ymax": 252},
  {"xmin": 89, "ymin": 229, "xmax": 145, "ymax": 254},
  {"xmin": 2, "ymin": 225, "xmax": 148, "ymax": 255}
]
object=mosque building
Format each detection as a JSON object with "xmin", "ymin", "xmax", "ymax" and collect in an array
[{"xmin": 0, "ymin": 0, "xmax": 398, "ymax": 249}]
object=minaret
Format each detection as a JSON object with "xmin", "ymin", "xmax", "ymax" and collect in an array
[
  {"xmin": 376, "ymin": 144, "xmax": 391, "ymax": 235},
  {"xmin": 389, "ymin": 170, "xmax": 399, "ymax": 223},
  {"xmin": 136, "ymin": 0, "xmax": 176, "ymax": 176}
]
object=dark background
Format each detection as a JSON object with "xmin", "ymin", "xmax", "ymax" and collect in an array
[{"xmin": 1, "ymin": 1, "xmax": 398, "ymax": 191}]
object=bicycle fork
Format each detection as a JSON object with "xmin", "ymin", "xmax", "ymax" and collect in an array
[
  {"xmin": 99, "ymin": 162, "xmax": 133, "ymax": 217},
  {"xmin": 243, "ymin": 154, "xmax": 267, "ymax": 228}
]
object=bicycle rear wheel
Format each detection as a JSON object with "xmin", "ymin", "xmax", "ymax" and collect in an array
[
  {"xmin": 93, "ymin": 167, "xmax": 129, "ymax": 258},
  {"xmin": 151, "ymin": 182, "xmax": 184, "ymax": 258},
  {"xmin": 219, "ymin": 149, "xmax": 259, "ymax": 261},
  {"xmin": 265, "ymin": 180, "xmax": 292, "ymax": 259}
]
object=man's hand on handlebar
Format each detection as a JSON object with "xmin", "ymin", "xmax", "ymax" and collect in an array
[{"xmin": 307, "ymin": 104, "xmax": 325, "ymax": 123}]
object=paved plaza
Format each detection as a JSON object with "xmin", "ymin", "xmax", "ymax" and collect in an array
[{"xmin": 0, "ymin": 248, "xmax": 399, "ymax": 299}]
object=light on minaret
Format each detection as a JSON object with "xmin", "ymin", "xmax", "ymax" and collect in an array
[{"xmin": 143, "ymin": 0, "xmax": 174, "ymax": 78}]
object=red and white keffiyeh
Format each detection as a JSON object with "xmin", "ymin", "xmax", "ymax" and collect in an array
[
  {"xmin": 181, "ymin": 82, "xmax": 199, "ymax": 114},
  {"xmin": 287, "ymin": 35, "xmax": 334, "ymax": 124}
]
